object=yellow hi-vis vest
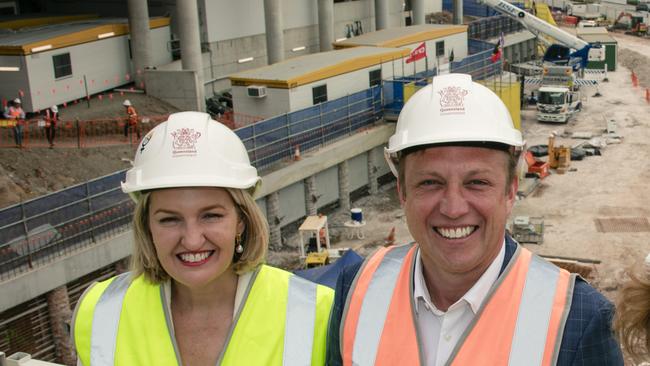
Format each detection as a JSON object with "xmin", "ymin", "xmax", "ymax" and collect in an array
[{"xmin": 73, "ymin": 265, "xmax": 334, "ymax": 366}]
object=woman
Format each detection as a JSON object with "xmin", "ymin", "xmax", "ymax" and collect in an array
[
  {"xmin": 614, "ymin": 253, "xmax": 650, "ymax": 363},
  {"xmin": 72, "ymin": 112, "xmax": 334, "ymax": 365}
]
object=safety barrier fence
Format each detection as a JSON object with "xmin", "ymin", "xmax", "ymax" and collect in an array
[
  {"xmin": 215, "ymin": 111, "xmax": 265, "ymax": 130},
  {"xmin": 467, "ymin": 15, "xmax": 525, "ymax": 41},
  {"xmin": 237, "ymin": 86, "xmax": 382, "ymax": 170},
  {"xmin": 0, "ymin": 115, "xmax": 169, "ymax": 148},
  {"xmin": 0, "ymin": 171, "xmax": 133, "ymax": 281}
]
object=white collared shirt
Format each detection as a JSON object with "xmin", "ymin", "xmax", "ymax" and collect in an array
[{"xmin": 413, "ymin": 241, "xmax": 506, "ymax": 366}]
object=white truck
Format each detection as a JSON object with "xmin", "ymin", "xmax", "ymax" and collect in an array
[
  {"xmin": 536, "ymin": 86, "xmax": 582, "ymax": 123},
  {"xmin": 536, "ymin": 64, "xmax": 583, "ymax": 123}
]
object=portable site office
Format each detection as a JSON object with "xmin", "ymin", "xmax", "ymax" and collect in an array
[
  {"xmin": 576, "ymin": 27, "xmax": 617, "ymax": 71},
  {"xmin": 0, "ymin": 17, "xmax": 172, "ymax": 112},
  {"xmin": 333, "ymin": 24, "xmax": 469, "ymax": 75},
  {"xmin": 229, "ymin": 46, "xmax": 411, "ymax": 120}
]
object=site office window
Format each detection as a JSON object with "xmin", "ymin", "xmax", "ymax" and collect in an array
[
  {"xmin": 436, "ymin": 41, "xmax": 445, "ymax": 57},
  {"xmin": 53, "ymin": 53, "xmax": 72, "ymax": 79},
  {"xmin": 369, "ymin": 69, "xmax": 381, "ymax": 87},
  {"xmin": 313, "ymin": 84, "xmax": 328, "ymax": 105}
]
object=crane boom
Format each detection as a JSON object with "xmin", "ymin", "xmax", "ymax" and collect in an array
[
  {"xmin": 477, "ymin": 0, "xmax": 589, "ymax": 49},
  {"xmin": 476, "ymin": 0, "xmax": 598, "ymax": 68}
]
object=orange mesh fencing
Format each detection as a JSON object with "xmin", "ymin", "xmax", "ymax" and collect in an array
[
  {"xmin": 215, "ymin": 111, "xmax": 264, "ymax": 130},
  {"xmin": 0, "ymin": 115, "xmax": 169, "ymax": 148},
  {"xmin": 0, "ymin": 112, "xmax": 266, "ymax": 149}
]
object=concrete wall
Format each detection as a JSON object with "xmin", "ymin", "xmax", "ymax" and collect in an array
[
  {"xmin": 201, "ymin": 0, "xmax": 406, "ymax": 93},
  {"xmin": 145, "ymin": 69, "xmax": 202, "ymax": 111},
  {"xmin": 231, "ymin": 85, "xmax": 292, "ymax": 119},
  {"xmin": 0, "ymin": 231, "xmax": 132, "ymax": 312},
  {"xmin": 255, "ymin": 123, "xmax": 394, "ymax": 232}
]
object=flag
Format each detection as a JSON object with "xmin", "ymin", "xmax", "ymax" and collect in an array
[
  {"xmin": 449, "ymin": 49, "xmax": 455, "ymax": 63},
  {"xmin": 490, "ymin": 33, "xmax": 505, "ymax": 63},
  {"xmin": 406, "ymin": 42, "xmax": 426, "ymax": 64}
]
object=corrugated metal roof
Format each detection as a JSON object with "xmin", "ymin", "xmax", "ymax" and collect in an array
[
  {"xmin": 578, "ymin": 34, "xmax": 617, "ymax": 43},
  {"xmin": 576, "ymin": 27, "xmax": 609, "ymax": 35},
  {"xmin": 0, "ymin": 14, "xmax": 98, "ymax": 30},
  {"xmin": 333, "ymin": 24, "xmax": 467, "ymax": 48},
  {"xmin": 0, "ymin": 17, "xmax": 169, "ymax": 55},
  {"xmin": 229, "ymin": 46, "xmax": 410, "ymax": 88}
]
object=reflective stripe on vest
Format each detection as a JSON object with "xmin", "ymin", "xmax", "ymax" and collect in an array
[
  {"xmin": 283, "ymin": 275, "xmax": 317, "ymax": 365},
  {"xmin": 90, "ymin": 272, "xmax": 131, "ymax": 366},
  {"xmin": 77, "ymin": 266, "xmax": 331, "ymax": 365},
  {"xmin": 341, "ymin": 244, "xmax": 574, "ymax": 366},
  {"xmin": 341, "ymin": 244, "xmax": 421, "ymax": 366}
]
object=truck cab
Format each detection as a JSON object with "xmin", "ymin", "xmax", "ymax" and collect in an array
[{"xmin": 536, "ymin": 87, "xmax": 582, "ymax": 123}]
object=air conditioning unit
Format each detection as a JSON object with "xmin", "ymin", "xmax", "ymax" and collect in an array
[{"xmin": 247, "ymin": 85, "xmax": 267, "ymax": 98}]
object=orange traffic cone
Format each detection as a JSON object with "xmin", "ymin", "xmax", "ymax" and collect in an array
[
  {"xmin": 384, "ymin": 227, "xmax": 396, "ymax": 247},
  {"xmin": 294, "ymin": 145, "xmax": 301, "ymax": 161}
]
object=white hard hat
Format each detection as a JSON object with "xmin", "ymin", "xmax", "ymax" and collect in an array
[
  {"xmin": 13, "ymin": 98, "xmax": 21, "ymax": 104},
  {"xmin": 384, "ymin": 73, "xmax": 524, "ymax": 176},
  {"xmin": 123, "ymin": 100, "xmax": 132, "ymax": 106},
  {"xmin": 51, "ymin": 105, "xmax": 58, "ymax": 113},
  {"xmin": 121, "ymin": 112, "xmax": 260, "ymax": 199}
]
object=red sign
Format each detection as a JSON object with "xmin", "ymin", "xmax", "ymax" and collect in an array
[{"xmin": 406, "ymin": 42, "xmax": 426, "ymax": 64}]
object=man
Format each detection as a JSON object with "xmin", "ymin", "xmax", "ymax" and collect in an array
[
  {"xmin": 45, "ymin": 105, "xmax": 58, "ymax": 148},
  {"xmin": 327, "ymin": 74, "xmax": 623, "ymax": 365},
  {"xmin": 5, "ymin": 98, "xmax": 25, "ymax": 148},
  {"xmin": 123, "ymin": 99, "xmax": 140, "ymax": 139}
]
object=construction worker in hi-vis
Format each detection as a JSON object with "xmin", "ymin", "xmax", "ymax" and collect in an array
[
  {"xmin": 327, "ymin": 73, "xmax": 623, "ymax": 366},
  {"xmin": 73, "ymin": 112, "xmax": 333, "ymax": 365},
  {"xmin": 123, "ymin": 99, "xmax": 140, "ymax": 139}
]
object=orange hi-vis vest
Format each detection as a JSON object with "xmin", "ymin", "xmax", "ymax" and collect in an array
[
  {"xmin": 127, "ymin": 106, "xmax": 138, "ymax": 125},
  {"xmin": 341, "ymin": 243, "xmax": 576, "ymax": 366}
]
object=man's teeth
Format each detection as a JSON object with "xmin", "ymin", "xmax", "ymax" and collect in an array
[
  {"xmin": 436, "ymin": 226, "xmax": 475, "ymax": 239},
  {"xmin": 179, "ymin": 252, "xmax": 211, "ymax": 263}
]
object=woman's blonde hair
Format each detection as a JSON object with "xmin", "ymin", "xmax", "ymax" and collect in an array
[
  {"xmin": 614, "ymin": 261, "xmax": 650, "ymax": 364},
  {"xmin": 130, "ymin": 188, "xmax": 269, "ymax": 284}
]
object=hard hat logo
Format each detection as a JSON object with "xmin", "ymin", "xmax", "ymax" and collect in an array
[
  {"xmin": 140, "ymin": 131, "xmax": 153, "ymax": 153},
  {"xmin": 439, "ymin": 86, "xmax": 469, "ymax": 115},
  {"xmin": 171, "ymin": 128, "xmax": 202, "ymax": 156}
]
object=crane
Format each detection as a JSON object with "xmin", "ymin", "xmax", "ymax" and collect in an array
[{"xmin": 476, "ymin": 0, "xmax": 603, "ymax": 69}]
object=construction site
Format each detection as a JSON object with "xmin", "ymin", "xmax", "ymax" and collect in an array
[{"xmin": 1, "ymin": 0, "xmax": 650, "ymax": 364}]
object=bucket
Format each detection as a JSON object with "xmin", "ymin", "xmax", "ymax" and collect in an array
[{"xmin": 350, "ymin": 208, "xmax": 363, "ymax": 223}]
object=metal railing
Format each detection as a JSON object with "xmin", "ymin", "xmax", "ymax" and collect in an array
[
  {"xmin": 0, "ymin": 172, "xmax": 133, "ymax": 281},
  {"xmin": 237, "ymin": 86, "xmax": 382, "ymax": 171}
]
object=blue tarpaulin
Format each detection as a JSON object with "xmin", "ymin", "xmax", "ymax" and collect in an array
[{"xmin": 294, "ymin": 249, "xmax": 364, "ymax": 289}]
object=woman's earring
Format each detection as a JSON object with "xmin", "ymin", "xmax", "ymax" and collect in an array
[{"xmin": 235, "ymin": 233, "xmax": 244, "ymax": 254}]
